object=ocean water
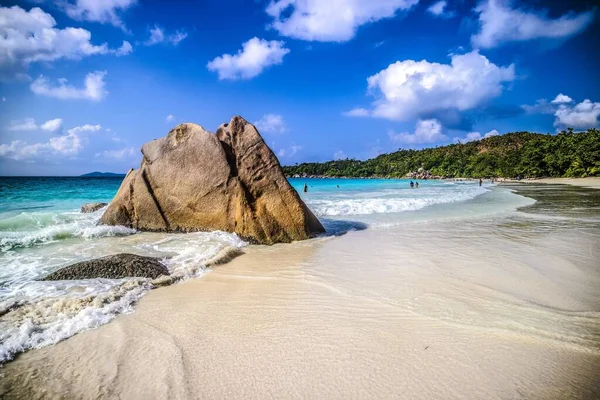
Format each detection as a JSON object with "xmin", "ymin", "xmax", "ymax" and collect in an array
[{"xmin": 0, "ymin": 176, "xmax": 492, "ymax": 362}]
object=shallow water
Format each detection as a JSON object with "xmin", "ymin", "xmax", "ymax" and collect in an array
[{"xmin": 0, "ymin": 176, "xmax": 506, "ymax": 362}]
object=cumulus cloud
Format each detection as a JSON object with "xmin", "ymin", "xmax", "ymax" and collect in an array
[
  {"xmin": 166, "ymin": 114, "xmax": 174, "ymax": 122},
  {"xmin": 207, "ymin": 37, "xmax": 290, "ymax": 80},
  {"xmin": 8, "ymin": 118, "xmax": 63, "ymax": 132},
  {"xmin": 254, "ymin": 114, "xmax": 287, "ymax": 134},
  {"xmin": 115, "ymin": 41, "xmax": 133, "ymax": 56},
  {"xmin": 67, "ymin": 124, "xmax": 102, "ymax": 134},
  {"xmin": 61, "ymin": 0, "xmax": 137, "ymax": 31},
  {"xmin": 471, "ymin": 0, "xmax": 595, "ymax": 49},
  {"xmin": 551, "ymin": 93, "xmax": 573, "ymax": 105},
  {"xmin": 144, "ymin": 26, "xmax": 188, "ymax": 46},
  {"xmin": 554, "ymin": 99, "xmax": 600, "ymax": 130},
  {"xmin": 30, "ymin": 71, "xmax": 108, "ymax": 101},
  {"xmin": 454, "ymin": 129, "xmax": 499, "ymax": 143},
  {"xmin": 265, "ymin": 0, "xmax": 419, "ymax": 42},
  {"xmin": 0, "ymin": 6, "xmax": 131, "ymax": 80},
  {"xmin": 0, "ymin": 123, "xmax": 101, "ymax": 160},
  {"xmin": 388, "ymin": 119, "xmax": 447, "ymax": 145},
  {"xmin": 95, "ymin": 147, "xmax": 136, "ymax": 160},
  {"xmin": 352, "ymin": 50, "xmax": 514, "ymax": 121},
  {"xmin": 523, "ymin": 94, "xmax": 600, "ymax": 130},
  {"xmin": 40, "ymin": 118, "xmax": 63, "ymax": 132},
  {"xmin": 427, "ymin": 1, "xmax": 454, "ymax": 18}
]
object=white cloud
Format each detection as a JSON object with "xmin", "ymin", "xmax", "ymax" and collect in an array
[
  {"xmin": 61, "ymin": 0, "xmax": 137, "ymax": 31},
  {"xmin": 471, "ymin": 0, "xmax": 595, "ymax": 49},
  {"xmin": 0, "ymin": 6, "xmax": 130, "ymax": 80},
  {"xmin": 0, "ymin": 141, "xmax": 45, "ymax": 160},
  {"xmin": 67, "ymin": 124, "xmax": 102, "ymax": 134},
  {"xmin": 166, "ymin": 114, "xmax": 174, "ymax": 122},
  {"xmin": 8, "ymin": 118, "xmax": 39, "ymax": 131},
  {"xmin": 266, "ymin": 0, "xmax": 419, "ymax": 42},
  {"xmin": 427, "ymin": 1, "xmax": 453, "ymax": 18},
  {"xmin": 48, "ymin": 131, "xmax": 82, "ymax": 155},
  {"xmin": 2, "ymin": 97, "xmax": 5, "ymax": 102},
  {"xmin": 115, "ymin": 41, "xmax": 133, "ymax": 56},
  {"xmin": 554, "ymin": 99, "xmax": 600, "ymax": 130},
  {"xmin": 388, "ymin": 119, "xmax": 446, "ymax": 145},
  {"xmin": 454, "ymin": 129, "xmax": 499, "ymax": 143},
  {"xmin": 144, "ymin": 26, "xmax": 188, "ymax": 46},
  {"xmin": 342, "ymin": 108, "xmax": 370, "ymax": 117},
  {"xmin": 333, "ymin": 150, "xmax": 347, "ymax": 160},
  {"xmin": 40, "ymin": 118, "xmax": 63, "ymax": 132},
  {"xmin": 95, "ymin": 147, "xmax": 136, "ymax": 160},
  {"xmin": 0, "ymin": 123, "xmax": 100, "ymax": 160},
  {"xmin": 522, "ymin": 94, "xmax": 600, "ymax": 130},
  {"xmin": 7, "ymin": 118, "xmax": 63, "ymax": 132},
  {"xmin": 30, "ymin": 71, "xmax": 108, "ymax": 101},
  {"xmin": 254, "ymin": 114, "xmax": 287, "ymax": 134},
  {"xmin": 551, "ymin": 93, "xmax": 573, "ymax": 105},
  {"xmin": 277, "ymin": 144, "xmax": 303, "ymax": 158},
  {"xmin": 359, "ymin": 50, "xmax": 514, "ymax": 121},
  {"xmin": 207, "ymin": 37, "xmax": 290, "ymax": 80}
]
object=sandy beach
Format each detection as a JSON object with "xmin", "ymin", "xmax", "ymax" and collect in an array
[
  {"xmin": 1, "ymin": 184, "xmax": 599, "ymax": 399},
  {"xmin": 504, "ymin": 177, "xmax": 600, "ymax": 189}
]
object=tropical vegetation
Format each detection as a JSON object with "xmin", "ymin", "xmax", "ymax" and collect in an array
[{"xmin": 282, "ymin": 129, "xmax": 600, "ymax": 178}]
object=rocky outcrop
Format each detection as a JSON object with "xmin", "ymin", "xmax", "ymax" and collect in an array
[
  {"xmin": 405, "ymin": 169, "xmax": 444, "ymax": 180},
  {"xmin": 41, "ymin": 253, "xmax": 169, "ymax": 280},
  {"xmin": 100, "ymin": 116, "xmax": 325, "ymax": 244},
  {"xmin": 81, "ymin": 202, "xmax": 108, "ymax": 213}
]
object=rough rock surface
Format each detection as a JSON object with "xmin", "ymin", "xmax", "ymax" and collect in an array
[
  {"xmin": 41, "ymin": 254, "xmax": 169, "ymax": 280},
  {"xmin": 100, "ymin": 116, "xmax": 324, "ymax": 244},
  {"xmin": 81, "ymin": 202, "xmax": 108, "ymax": 213}
]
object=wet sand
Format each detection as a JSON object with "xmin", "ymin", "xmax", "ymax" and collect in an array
[
  {"xmin": 505, "ymin": 177, "xmax": 600, "ymax": 189},
  {"xmin": 2, "ymin": 185, "xmax": 599, "ymax": 399}
]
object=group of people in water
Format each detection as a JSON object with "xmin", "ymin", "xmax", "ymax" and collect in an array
[{"xmin": 301, "ymin": 178, "xmax": 490, "ymax": 193}]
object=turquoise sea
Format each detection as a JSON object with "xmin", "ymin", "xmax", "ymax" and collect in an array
[{"xmin": 0, "ymin": 176, "xmax": 492, "ymax": 362}]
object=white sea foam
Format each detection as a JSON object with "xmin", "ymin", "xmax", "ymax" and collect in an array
[
  {"xmin": 0, "ymin": 207, "xmax": 247, "ymax": 363},
  {"xmin": 308, "ymin": 184, "xmax": 487, "ymax": 216},
  {"xmin": 0, "ymin": 208, "xmax": 135, "ymax": 252}
]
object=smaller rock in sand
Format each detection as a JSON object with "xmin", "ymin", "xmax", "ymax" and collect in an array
[
  {"xmin": 41, "ymin": 253, "xmax": 170, "ymax": 281},
  {"xmin": 80, "ymin": 202, "xmax": 108, "ymax": 213}
]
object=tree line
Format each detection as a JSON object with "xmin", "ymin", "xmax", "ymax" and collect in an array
[{"xmin": 282, "ymin": 129, "xmax": 600, "ymax": 178}]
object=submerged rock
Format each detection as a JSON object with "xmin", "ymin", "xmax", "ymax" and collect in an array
[
  {"xmin": 100, "ymin": 116, "xmax": 325, "ymax": 244},
  {"xmin": 80, "ymin": 202, "xmax": 108, "ymax": 213},
  {"xmin": 41, "ymin": 253, "xmax": 170, "ymax": 280}
]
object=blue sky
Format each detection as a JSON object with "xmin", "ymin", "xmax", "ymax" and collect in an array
[{"xmin": 0, "ymin": 0, "xmax": 599, "ymax": 175}]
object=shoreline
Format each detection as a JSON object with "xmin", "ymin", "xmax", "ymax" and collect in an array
[
  {"xmin": 2, "ymin": 184, "xmax": 599, "ymax": 399},
  {"xmin": 501, "ymin": 176, "xmax": 600, "ymax": 189}
]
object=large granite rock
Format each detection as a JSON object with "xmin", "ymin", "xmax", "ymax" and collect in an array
[
  {"xmin": 41, "ymin": 253, "xmax": 169, "ymax": 280},
  {"xmin": 100, "ymin": 116, "xmax": 325, "ymax": 244},
  {"xmin": 81, "ymin": 202, "xmax": 108, "ymax": 213}
]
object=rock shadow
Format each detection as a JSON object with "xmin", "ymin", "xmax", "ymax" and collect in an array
[{"xmin": 319, "ymin": 218, "xmax": 368, "ymax": 237}]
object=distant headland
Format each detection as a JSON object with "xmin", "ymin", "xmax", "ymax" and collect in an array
[{"xmin": 80, "ymin": 172, "xmax": 126, "ymax": 177}]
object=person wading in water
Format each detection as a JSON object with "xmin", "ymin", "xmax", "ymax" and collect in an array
[{"xmin": 303, "ymin": 183, "xmax": 308, "ymax": 193}]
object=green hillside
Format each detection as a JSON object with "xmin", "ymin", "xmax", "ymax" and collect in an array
[{"xmin": 282, "ymin": 129, "xmax": 600, "ymax": 179}]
